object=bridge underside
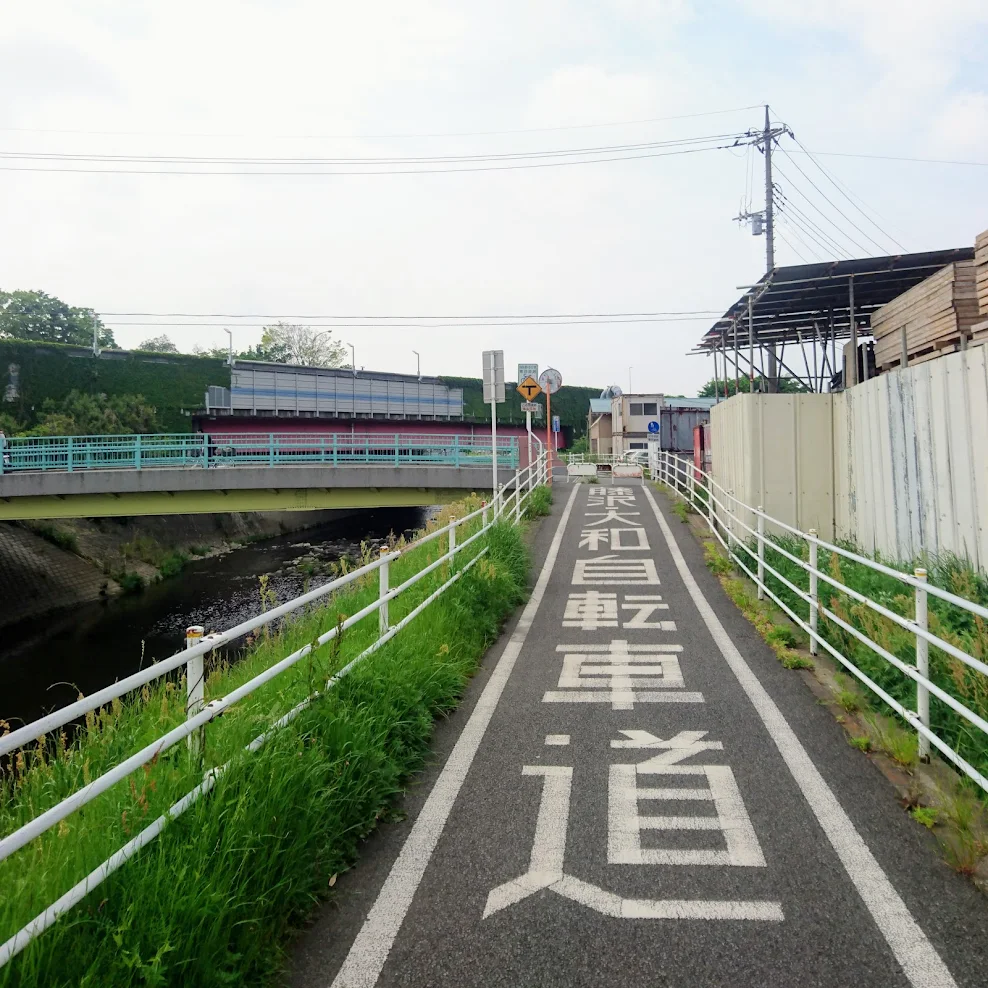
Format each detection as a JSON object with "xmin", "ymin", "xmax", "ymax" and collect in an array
[{"xmin": 0, "ymin": 465, "xmax": 511, "ymax": 521}]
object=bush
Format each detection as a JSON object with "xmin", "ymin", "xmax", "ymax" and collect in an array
[
  {"xmin": 158, "ymin": 551, "xmax": 188, "ymax": 579},
  {"xmin": 117, "ymin": 571, "xmax": 145, "ymax": 594},
  {"xmin": 524, "ymin": 484, "xmax": 553, "ymax": 519}
]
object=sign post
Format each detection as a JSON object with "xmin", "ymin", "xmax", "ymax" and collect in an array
[
  {"xmin": 483, "ymin": 350, "xmax": 506, "ymax": 499},
  {"xmin": 538, "ymin": 367, "xmax": 563, "ymax": 484},
  {"xmin": 516, "ymin": 367, "xmax": 541, "ymax": 469}
]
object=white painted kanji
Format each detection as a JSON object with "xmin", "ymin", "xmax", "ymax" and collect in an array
[
  {"xmin": 578, "ymin": 528, "xmax": 649, "ymax": 551},
  {"xmin": 587, "ymin": 488, "xmax": 638, "ymax": 509},
  {"xmin": 563, "ymin": 592, "xmax": 619, "ymax": 630},
  {"xmin": 583, "ymin": 509, "xmax": 641, "ymax": 528},
  {"xmin": 578, "ymin": 529, "xmax": 610, "ymax": 551},
  {"xmin": 543, "ymin": 640, "xmax": 702, "ymax": 709},
  {"xmin": 608, "ymin": 730, "xmax": 767, "ymax": 867},
  {"xmin": 484, "ymin": 744, "xmax": 782, "ymax": 923},
  {"xmin": 621, "ymin": 594, "xmax": 676, "ymax": 630},
  {"xmin": 610, "ymin": 527, "xmax": 649, "ymax": 551},
  {"xmin": 572, "ymin": 555, "xmax": 660, "ymax": 586}
]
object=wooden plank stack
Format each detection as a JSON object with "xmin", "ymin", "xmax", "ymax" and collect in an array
[
  {"xmin": 973, "ymin": 229, "xmax": 988, "ymax": 345},
  {"xmin": 871, "ymin": 260, "xmax": 979, "ymax": 369}
]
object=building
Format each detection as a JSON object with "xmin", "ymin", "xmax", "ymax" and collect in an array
[{"xmin": 588, "ymin": 393, "xmax": 719, "ymax": 455}]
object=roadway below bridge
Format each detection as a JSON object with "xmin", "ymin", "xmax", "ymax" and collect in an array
[
  {"xmin": 290, "ymin": 478, "xmax": 988, "ymax": 988},
  {"xmin": 0, "ymin": 464, "xmax": 518, "ymax": 521}
]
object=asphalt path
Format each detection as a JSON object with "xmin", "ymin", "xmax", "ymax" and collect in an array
[{"xmin": 290, "ymin": 479, "xmax": 988, "ymax": 988}]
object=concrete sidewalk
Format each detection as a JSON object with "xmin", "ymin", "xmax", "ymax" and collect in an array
[{"xmin": 289, "ymin": 480, "xmax": 988, "ymax": 988}]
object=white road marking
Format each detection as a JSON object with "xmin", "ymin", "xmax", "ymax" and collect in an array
[
  {"xmin": 572, "ymin": 556, "xmax": 660, "ymax": 586},
  {"xmin": 611, "ymin": 527, "xmax": 650, "ymax": 551},
  {"xmin": 563, "ymin": 591, "xmax": 619, "ymax": 630},
  {"xmin": 642, "ymin": 483, "xmax": 957, "ymax": 988},
  {"xmin": 621, "ymin": 594, "xmax": 675, "ymax": 630},
  {"xmin": 329, "ymin": 484, "xmax": 581, "ymax": 988},
  {"xmin": 544, "ymin": 734, "xmax": 570, "ymax": 746},
  {"xmin": 583, "ymin": 509, "xmax": 641, "ymax": 527}
]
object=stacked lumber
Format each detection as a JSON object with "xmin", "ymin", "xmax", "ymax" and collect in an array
[
  {"xmin": 977, "ymin": 229, "xmax": 988, "ymax": 316},
  {"xmin": 871, "ymin": 261, "xmax": 979, "ymax": 369}
]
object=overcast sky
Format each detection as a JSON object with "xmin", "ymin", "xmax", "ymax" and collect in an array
[{"xmin": 1, "ymin": 1, "xmax": 986, "ymax": 395}]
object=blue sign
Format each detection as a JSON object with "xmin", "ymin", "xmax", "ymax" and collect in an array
[
  {"xmin": 552, "ymin": 415, "xmax": 561, "ymax": 433},
  {"xmin": 647, "ymin": 420, "xmax": 660, "ymax": 434}
]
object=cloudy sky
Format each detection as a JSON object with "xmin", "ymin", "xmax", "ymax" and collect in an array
[{"xmin": 1, "ymin": 1, "xmax": 985, "ymax": 394}]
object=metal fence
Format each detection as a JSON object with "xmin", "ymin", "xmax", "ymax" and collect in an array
[
  {"xmin": 651, "ymin": 447, "xmax": 988, "ymax": 798},
  {"xmin": 0, "ymin": 432, "xmax": 520, "ymax": 475},
  {"xmin": 0, "ymin": 447, "xmax": 548, "ymax": 967}
]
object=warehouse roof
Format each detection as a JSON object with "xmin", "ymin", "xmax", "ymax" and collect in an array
[
  {"xmin": 588, "ymin": 398, "xmax": 611, "ymax": 414},
  {"xmin": 696, "ymin": 247, "xmax": 975, "ymax": 352}
]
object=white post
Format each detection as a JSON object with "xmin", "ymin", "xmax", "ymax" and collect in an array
[
  {"xmin": 915, "ymin": 568, "xmax": 930, "ymax": 761},
  {"xmin": 757, "ymin": 507, "xmax": 765, "ymax": 599},
  {"xmin": 482, "ymin": 500, "xmax": 488, "ymax": 529},
  {"xmin": 379, "ymin": 548, "xmax": 390, "ymax": 636},
  {"xmin": 515, "ymin": 479, "xmax": 522, "ymax": 523},
  {"xmin": 808, "ymin": 530, "xmax": 818, "ymax": 655},
  {"xmin": 449, "ymin": 519, "xmax": 457, "ymax": 566},
  {"xmin": 491, "ymin": 397, "xmax": 498, "ymax": 501},
  {"xmin": 185, "ymin": 626, "xmax": 205, "ymax": 756},
  {"xmin": 525, "ymin": 409, "xmax": 533, "ymax": 469},
  {"xmin": 707, "ymin": 475, "xmax": 715, "ymax": 532}
]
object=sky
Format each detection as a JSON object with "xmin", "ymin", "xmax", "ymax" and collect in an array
[{"xmin": 1, "ymin": 1, "xmax": 986, "ymax": 396}]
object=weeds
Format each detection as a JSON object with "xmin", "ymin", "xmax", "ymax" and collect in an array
[
  {"xmin": 524, "ymin": 484, "xmax": 553, "ymax": 519},
  {"xmin": 0, "ymin": 506, "xmax": 533, "ymax": 987},
  {"xmin": 848, "ymin": 736, "xmax": 872, "ymax": 752},
  {"xmin": 833, "ymin": 675, "xmax": 862, "ymax": 713},
  {"xmin": 27, "ymin": 521, "xmax": 80, "ymax": 553},
  {"xmin": 911, "ymin": 806, "xmax": 939, "ymax": 829},
  {"xmin": 672, "ymin": 501, "xmax": 692, "ymax": 524}
]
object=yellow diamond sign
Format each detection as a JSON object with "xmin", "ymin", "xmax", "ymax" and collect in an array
[{"xmin": 516, "ymin": 376, "xmax": 542, "ymax": 400}]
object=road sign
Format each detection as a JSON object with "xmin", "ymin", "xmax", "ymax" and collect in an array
[
  {"xmin": 482, "ymin": 350, "xmax": 505, "ymax": 403},
  {"xmin": 647, "ymin": 420, "xmax": 660, "ymax": 434},
  {"xmin": 521, "ymin": 401, "xmax": 540, "ymax": 413},
  {"xmin": 552, "ymin": 415, "xmax": 560, "ymax": 433},
  {"xmin": 517, "ymin": 376, "xmax": 542, "ymax": 401},
  {"xmin": 539, "ymin": 367, "xmax": 562, "ymax": 395},
  {"xmin": 518, "ymin": 362, "xmax": 538, "ymax": 382}
]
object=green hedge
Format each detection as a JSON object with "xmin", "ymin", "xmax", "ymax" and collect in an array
[{"xmin": 0, "ymin": 340, "xmax": 225, "ymax": 433}]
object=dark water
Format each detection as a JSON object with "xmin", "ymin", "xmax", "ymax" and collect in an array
[{"xmin": 0, "ymin": 508, "xmax": 427, "ymax": 729}]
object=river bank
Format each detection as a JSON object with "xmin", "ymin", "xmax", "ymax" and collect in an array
[
  {"xmin": 0, "ymin": 509, "xmax": 365, "ymax": 631},
  {"xmin": 0, "ymin": 506, "xmax": 426, "ymax": 727}
]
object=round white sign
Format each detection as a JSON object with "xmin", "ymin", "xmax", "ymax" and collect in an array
[{"xmin": 538, "ymin": 367, "xmax": 563, "ymax": 395}]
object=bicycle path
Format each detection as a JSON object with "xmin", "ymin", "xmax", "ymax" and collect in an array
[{"xmin": 290, "ymin": 480, "xmax": 988, "ymax": 988}]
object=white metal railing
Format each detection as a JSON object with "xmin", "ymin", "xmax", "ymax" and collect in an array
[
  {"xmin": 651, "ymin": 448, "xmax": 988, "ymax": 798},
  {"xmin": 0, "ymin": 449, "xmax": 550, "ymax": 967}
]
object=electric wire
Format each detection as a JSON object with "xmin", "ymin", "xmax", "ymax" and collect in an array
[
  {"xmin": 777, "ymin": 147, "xmax": 894, "ymax": 255},
  {"xmin": 787, "ymin": 136, "xmax": 907, "ymax": 251},
  {"xmin": 104, "ymin": 316, "xmax": 718, "ymax": 330},
  {"xmin": 774, "ymin": 229, "xmax": 811, "ymax": 264},
  {"xmin": 789, "ymin": 149, "xmax": 988, "ymax": 168},
  {"xmin": 772, "ymin": 167, "xmax": 868, "ymax": 255},
  {"xmin": 773, "ymin": 190, "xmax": 854, "ymax": 259},
  {"xmin": 98, "ymin": 308, "xmax": 723, "ymax": 319},
  {"xmin": 775, "ymin": 215, "xmax": 824, "ymax": 262}
]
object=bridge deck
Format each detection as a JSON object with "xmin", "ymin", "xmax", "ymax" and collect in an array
[{"xmin": 290, "ymin": 480, "xmax": 988, "ymax": 988}]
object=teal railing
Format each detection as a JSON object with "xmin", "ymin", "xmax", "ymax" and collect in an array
[{"xmin": 0, "ymin": 432, "xmax": 520, "ymax": 474}]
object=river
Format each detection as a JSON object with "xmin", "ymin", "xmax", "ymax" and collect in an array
[{"xmin": 0, "ymin": 507, "xmax": 427, "ymax": 730}]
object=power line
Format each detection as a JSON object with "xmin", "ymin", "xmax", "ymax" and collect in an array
[
  {"xmin": 772, "ymin": 167, "xmax": 868, "ymax": 255},
  {"xmin": 99, "ymin": 308, "xmax": 722, "ymax": 319},
  {"xmin": 0, "ymin": 105, "xmax": 764, "ymax": 142},
  {"xmin": 786, "ymin": 136, "xmax": 908, "ymax": 251},
  {"xmin": 774, "ymin": 229, "xmax": 811, "ymax": 265},
  {"xmin": 789, "ymin": 149, "xmax": 988, "ymax": 168},
  {"xmin": 777, "ymin": 147, "xmax": 895, "ymax": 255},
  {"xmin": 0, "ymin": 141, "xmax": 741, "ymax": 176},
  {"xmin": 773, "ymin": 189, "xmax": 854, "ymax": 259},
  {"xmin": 775, "ymin": 215, "xmax": 824, "ymax": 262}
]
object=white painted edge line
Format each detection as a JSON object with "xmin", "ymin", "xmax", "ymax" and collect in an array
[
  {"xmin": 642, "ymin": 484, "xmax": 956, "ymax": 988},
  {"xmin": 329, "ymin": 483, "xmax": 581, "ymax": 988}
]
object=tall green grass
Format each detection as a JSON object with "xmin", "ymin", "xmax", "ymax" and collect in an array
[
  {"xmin": 758, "ymin": 537, "xmax": 988, "ymax": 785},
  {"xmin": 0, "ymin": 499, "xmax": 529, "ymax": 986}
]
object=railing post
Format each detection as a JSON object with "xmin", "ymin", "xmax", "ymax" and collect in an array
[
  {"xmin": 448, "ymin": 519, "xmax": 457, "ymax": 565},
  {"xmin": 395, "ymin": 433, "xmax": 400, "ymax": 466},
  {"xmin": 333, "ymin": 434, "xmax": 338, "ymax": 465},
  {"xmin": 808, "ymin": 530, "xmax": 818, "ymax": 655},
  {"xmin": 67, "ymin": 436, "xmax": 74, "ymax": 473},
  {"xmin": 185, "ymin": 625, "xmax": 205, "ymax": 756},
  {"xmin": 515, "ymin": 480, "xmax": 522, "ymax": 523},
  {"xmin": 482, "ymin": 500, "xmax": 488, "ymax": 529},
  {"xmin": 756, "ymin": 506, "xmax": 765, "ymax": 599},
  {"xmin": 379, "ymin": 548, "xmax": 390, "ymax": 636},
  {"xmin": 134, "ymin": 434, "xmax": 142, "ymax": 470},
  {"xmin": 269, "ymin": 434, "xmax": 275, "ymax": 467},
  {"xmin": 707, "ymin": 476, "xmax": 714, "ymax": 532},
  {"xmin": 454, "ymin": 435, "xmax": 461, "ymax": 467},
  {"xmin": 915, "ymin": 567, "xmax": 930, "ymax": 761}
]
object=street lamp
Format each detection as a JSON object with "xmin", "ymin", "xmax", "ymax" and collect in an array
[
  {"xmin": 412, "ymin": 350, "xmax": 420, "ymax": 379},
  {"xmin": 224, "ymin": 328, "xmax": 234, "ymax": 367},
  {"xmin": 347, "ymin": 342, "xmax": 356, "ymax": 376}
]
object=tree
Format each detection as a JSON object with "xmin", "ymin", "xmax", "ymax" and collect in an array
[
  {"xmin": 698, "ymin": 375, "xmax": 809, "ymax": 397},
  {"xmin": 136, "ymin": 334, "xmax": 178, "ymax": 353},
  {"xmin": 21, "ymin": 390, "xmax": 163, "ymax": 436},
  {"xmin": 0, "ymin": 290, "xmax": 116, "ymax": 348},
  {"xmin": 258, "ymin": 322, "xmax": 348, "ymax": 367}
]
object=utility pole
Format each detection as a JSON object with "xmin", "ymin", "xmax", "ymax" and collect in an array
[{"xmin": 732, "ymin": 105, "xmax": 791, "ymax": 392}]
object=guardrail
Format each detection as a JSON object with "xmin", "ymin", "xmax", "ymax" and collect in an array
[
  {"xmin": 0, "ymin": 432, "xmax": 520, "ymax": 475},
  {"xmin": 651, "ymin": 448, "xmax": 988, "ymax": 798},
  {"xmin": 0, "ymin": 444, "xmax": 548, "ymax": 967}
]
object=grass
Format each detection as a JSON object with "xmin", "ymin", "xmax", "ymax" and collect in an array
[
  {"xmin": 911, "ymin": 806, "xmax": 939, "ymax": 829},
  {"xmin": 0, "ymin": 497, "xmax": 531, "ymax": 987},
  {"xmin": 848, "ymin": 736, "xmax": 872, "ymax": 753},
  {"xmin": 26, "ymin": 522, "xmax": 79, "ymax": 554},
  {"xmin": 188, "ymin": 545, "xmax": 211, "ymax": 558},
  {"xmin": 756, "ymin": 534, "xmax": 988, "ymax": 790},
  {"xmin": 524, "ymin": 484, "xmax": 552, "ymax": 519},
  {"xmin": 671, "ymin": 501, "xmax": 692, "ymax": 524},
  {"xmin": 117, "ymin": 571, "xmax": 145, "ymax": 595}
]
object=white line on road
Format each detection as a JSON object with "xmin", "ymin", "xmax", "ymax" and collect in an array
[
  {"xmin": 328, "ymin": 484, "xmax": 581, "ymax": 988},
  {"xmin": 642, "ymin": 484, "xmax": 957, "ymax": 988}
]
